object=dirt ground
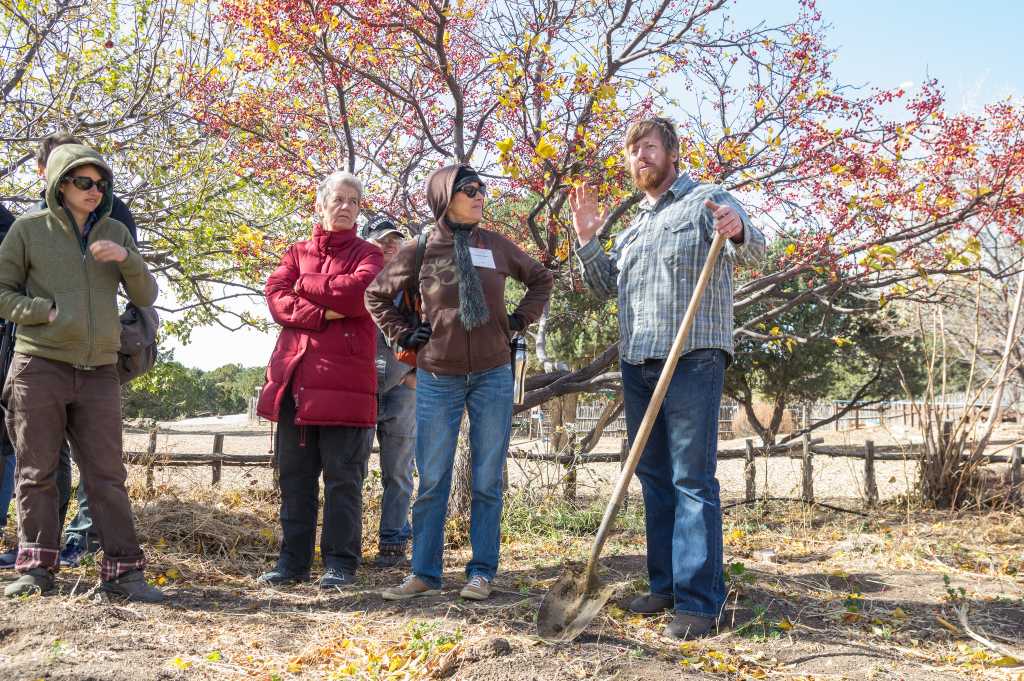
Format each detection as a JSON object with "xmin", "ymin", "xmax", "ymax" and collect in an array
[{"xmin": 0, "ymin": 420, "xmax": 1022, "ymax": 680}]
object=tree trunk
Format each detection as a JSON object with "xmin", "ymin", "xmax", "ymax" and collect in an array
[{"xmin": 447, "ymin": 411, "xmax": 472, "ymax": 545}]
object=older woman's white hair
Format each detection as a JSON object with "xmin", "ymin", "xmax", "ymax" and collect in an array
[{"xmin": 316, "ymin": 170, "xmax": 362, "ymax": 207}]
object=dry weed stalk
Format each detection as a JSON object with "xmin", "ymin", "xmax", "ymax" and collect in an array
[{"xmin": 909, "ymin": 274, "xmax": 1024, "ymax": 509}]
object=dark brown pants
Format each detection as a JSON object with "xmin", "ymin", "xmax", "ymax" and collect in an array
[{"xmin": 2, "ymin": 353, "xmax": 144, "ymax": 578}]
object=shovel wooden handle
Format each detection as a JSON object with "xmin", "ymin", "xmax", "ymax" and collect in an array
[{"xmin": 584, "ymin": 231, "xmax": 727, "ymax": 580}]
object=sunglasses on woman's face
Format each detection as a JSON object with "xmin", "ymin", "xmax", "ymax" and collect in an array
[
  {"xmin": 63, "ymin": 176, "xmax": 109, "ymax": 193},
  {"xmin": 456, "ymin": 183, "xmax": 487, "ymax": 199}
]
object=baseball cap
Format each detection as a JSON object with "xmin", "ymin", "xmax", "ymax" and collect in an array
[{"xmin": 363, "ymin": 214, "xmax": 406, "ymax": 242}]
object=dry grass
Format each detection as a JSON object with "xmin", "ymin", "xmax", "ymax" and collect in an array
[{"xmin": 0, "ymin": 470, "xmax": 1022, "ymax": 680}]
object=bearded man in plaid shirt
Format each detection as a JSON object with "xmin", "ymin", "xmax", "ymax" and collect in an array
[{"xmin": 570, "ymin": 117, "xmax": 766, "ymax": 639}]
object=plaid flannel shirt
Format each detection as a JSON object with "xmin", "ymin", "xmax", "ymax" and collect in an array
[{"xmin": 577, "ymin": 174, "xmax": 766, "ymax": 364}]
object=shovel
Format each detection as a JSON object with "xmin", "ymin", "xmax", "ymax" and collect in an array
[{"xmin": 536, "ymin": 230, "xmax": 727, "ymax": 643}]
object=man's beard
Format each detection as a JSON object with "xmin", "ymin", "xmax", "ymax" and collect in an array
[{"xmin": 631, "ymin": 160, "xmax": 673, "ymax": 191}]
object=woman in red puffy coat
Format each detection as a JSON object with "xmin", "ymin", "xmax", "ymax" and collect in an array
[{"xmin": 256, "ymin": 171, "xmax": 383, "ymax": 588}]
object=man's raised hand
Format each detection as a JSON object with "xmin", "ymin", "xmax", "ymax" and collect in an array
[
  {"xmin": 568, "ymin": 184, "xmax": 607, "ymax": 246},
  {"xmin": 704, "ymin": 199, "xmax": 743, "ymax": 243}
]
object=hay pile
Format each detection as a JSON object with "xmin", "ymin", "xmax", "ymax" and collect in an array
[
  {"xmin": 730, "ymin": 401, "xmax": 796, "ymax": 439},
  {"xmin": 133, "ymin": 487, "xmax": 281, "ymax": 574},
  {"xmin": 129, "ymin": 479, "xmax": 392, "ymax": 578}
]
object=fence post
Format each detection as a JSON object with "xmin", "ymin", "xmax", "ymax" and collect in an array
[
  {"xmin": 211, "ymin": 433, "xmax": 224, "ymax": 486},
  {"xmin": 864, "ymin": 440, "xmax": 879, "ymax": 508},
  {"xmin": 563, "ymin": 447, "xmax": 577, "ymax": 504},
  {"xmin": 854, "ymin": 407, "xmax": 860, "ymax": 429},
  {"xmin": 801, "ymin": 433, "xmax": 814, "ymax": 504},
  {"xmin": 619, "ymin": 438, "xmax": 629, "ymax": 512},
  {"xmin": 833, "ymin": 403, "xmax": 839, "ymax": 431},
  {"xmin": 145, "ymin": 429, "xmax": 158, "ymax": 492},
  {"xmin": 1009, "ymin": 446, "xmax": 1023, "ymax": 501},
  {"xmin": 744, "ymin": 439, "xmax": 756, "ymax": 503}
]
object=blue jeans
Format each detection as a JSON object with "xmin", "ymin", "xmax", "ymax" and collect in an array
[
  {"xmin": 621, "ymin": 349, "xmax": 727, "ymax": 619},
  {"xmin": 374, "ymin": 383, "xmax": 416, "ymax": 548},
  {"xmin": 57, "ymin": 441, "xmax": 98, "ymax": 550},
  {"xmin": 411, "ymin": 364, "xmax": 513, "ymax": 588},
  {"xmin": 0, "ymin": 452, "xmax": 14, "ymax": 529}
]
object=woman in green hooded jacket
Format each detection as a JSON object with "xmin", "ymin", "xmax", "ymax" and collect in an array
[{"xmin": 0, "ymin": 144, "xmax": 163, "ymax": 602}]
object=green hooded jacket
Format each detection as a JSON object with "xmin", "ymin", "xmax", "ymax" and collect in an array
[{"xmin": 0, "ymin": 144, "xmax": 157, "ymax": 367}]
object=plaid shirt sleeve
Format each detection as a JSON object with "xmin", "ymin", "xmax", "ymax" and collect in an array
[
  {"xmin": 697, "ymin": 185, "xmax": 767, "ymax": 266},
  {"xmin": 576, "ymin": 235, "xmax": 621, "ymax": 300}
]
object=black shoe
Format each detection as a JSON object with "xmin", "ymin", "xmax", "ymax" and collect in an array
[
  {"xmin": 59, "ymin": 540, "xmax": 91, "ymax": 567},
  {"xmin": 628, "ymin": 592, "xmax": 673, "ymax": 614},
  {"xmin": 664, "ymin": 613, "xmax": 715, "ymax": 640},
  {"xmin": 373, "ymin": 544, "xmax": 408, "ymax": 568},
  {"xmin": 257, "ymin": 567, "xmax": 310, "ymax": 586},
  {"xmin": 4, "ymin": 568, "xmax": 55, "ymax": 597},
  {"xmin": 101, "ymin": 570, "xmax": 165, "ymax": 603},
  {"xmin": 318, "ymin": 568, "xmax": 355, "ymax": 589}
]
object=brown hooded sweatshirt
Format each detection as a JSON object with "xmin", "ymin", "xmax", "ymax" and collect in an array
[{"xmin": 365, "ymin": 164, "xmax": 553, "ymax": 376}]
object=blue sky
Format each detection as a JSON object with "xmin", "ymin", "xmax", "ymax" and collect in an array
[
  {"xmin": 169, "ymin": 0, "xmax": 1022, "ymax": 369},
  {"xmin": 734, "ymin": 0, "xmax": 1022, "ymax": 109}
]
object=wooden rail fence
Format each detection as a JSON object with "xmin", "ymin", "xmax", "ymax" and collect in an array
[
  {"xmin": 504, "ymin": 429, "xmax": 1023, "ymax": 506},
  {"xmin": 124, "ymin": 424, "xmax": 1024, "ymax": 506}
]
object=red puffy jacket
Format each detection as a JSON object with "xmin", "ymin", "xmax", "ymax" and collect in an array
[{"xmin": 257, "ymin": 226, "xmax": 383, "ymax": 427}]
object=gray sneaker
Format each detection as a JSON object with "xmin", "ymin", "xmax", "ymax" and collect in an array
[
  {"xmin": 101, "ymin": 570, "xmax": 165, "ymax": 603},
  {"xmin": 381, "ymin": 574, "xmax": 442, "ymax": 601},
  {"xmin": 4, "ymin": 568, "xmax": 55, "ymax": 597},
  {"xmin": 459, "ymin": 575, "xmax": 491, "ymax": 601}
]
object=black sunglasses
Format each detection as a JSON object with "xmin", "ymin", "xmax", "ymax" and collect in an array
[
  {"xmin": 456, "ymin": 183, "xmax": 487, "ymax": 199},
  {"xmin": 63, "ymin": 176, "xmax": 109, "ymax": 193}
]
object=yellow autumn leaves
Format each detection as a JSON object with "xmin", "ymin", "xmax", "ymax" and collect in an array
[{"xmin": 534, "ymin": 136, "xmax": 557, "ymax": 160}]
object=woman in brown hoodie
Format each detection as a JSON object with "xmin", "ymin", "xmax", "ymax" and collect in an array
[{"xmin": 367, "ymin": 164, "xmax": 552, "ymax": 601}]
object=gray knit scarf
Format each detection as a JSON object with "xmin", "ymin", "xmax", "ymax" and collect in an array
[{"xmin": 449, "ymin": 222, "xmax": 490, "ymax": 330}]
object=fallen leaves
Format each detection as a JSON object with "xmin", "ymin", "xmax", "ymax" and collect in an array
[{"xmin": 678, "ymin": 645, "xmax": 777, "ymax": 678}]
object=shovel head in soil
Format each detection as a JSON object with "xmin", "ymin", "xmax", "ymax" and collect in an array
[{"xmin": 536, "ymin": 567, "xmax": 616, "ymax": 643}]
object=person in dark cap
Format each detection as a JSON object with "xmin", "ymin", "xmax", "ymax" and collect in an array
[
  {"xmin": 367, "ymin": 164, "xmax": 553, "ymax": 601},
  {"xmin": 364, "ymin": 216, "xmax": 417, "ymax": 567}
]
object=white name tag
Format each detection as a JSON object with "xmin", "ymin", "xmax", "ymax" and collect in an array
[{"xmin": 469, "ymin": 247, "xmax": 496, "ymax": 269}]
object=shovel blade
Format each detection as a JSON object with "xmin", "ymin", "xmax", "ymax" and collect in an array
[{"xmin": 536, "ymin": 567, "xmax": 616, "ymax": 643}]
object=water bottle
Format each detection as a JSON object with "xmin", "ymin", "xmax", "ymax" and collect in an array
[{"xmin": 511, "ymin": 335, "xmax": 528, "ymax": 405}]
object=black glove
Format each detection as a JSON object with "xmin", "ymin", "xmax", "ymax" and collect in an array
[
  {"xmin": 399, "ymin": 322, "xmax": 432, "ymax": 350},
  {"xmin": 508, "ymin": 314, "xmax": 525, "ymax": 333}
]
